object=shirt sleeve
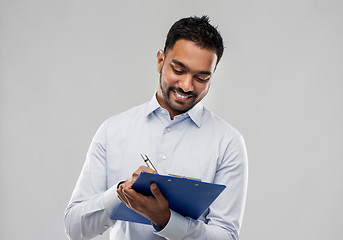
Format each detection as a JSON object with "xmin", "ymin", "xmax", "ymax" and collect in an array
[
  {"xmin": 64, "ymin": 121, "xmax": 120, "ymax": 240},
  {"xmin": 154, "ymin": 134, "xmax": 248, "ymax": 240}
]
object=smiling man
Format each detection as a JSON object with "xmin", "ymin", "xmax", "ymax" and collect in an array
[
  {"xmin": 157, "ymin": 39, "xmax": 216, "ymax": 119},
  {"xmin": 65, "ymin": 16, "xmax": 248, "ymax": 240}
]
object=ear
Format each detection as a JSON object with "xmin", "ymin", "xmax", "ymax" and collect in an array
[{"xmin": 157, "ymin": 50, "xmax": 165, "ymax": 73}]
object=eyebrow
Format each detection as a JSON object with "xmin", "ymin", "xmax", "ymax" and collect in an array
[
  {"xmin": 171, "ymin": 59, "xmax": 212, "ymax": 76},
  {"xmin": 171, "ymin": 60, "xmax": 188, "ymax": 70}
]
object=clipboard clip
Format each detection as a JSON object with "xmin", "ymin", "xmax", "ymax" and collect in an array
[{"xmin": 167, "ymin": 173, "xmax": 202, "ymax": 182}]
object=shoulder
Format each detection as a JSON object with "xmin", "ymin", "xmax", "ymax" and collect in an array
[
  {"xmin": 202, "ymin": 107, "xmax": 242, "ymax": 140},
  {"xmin": 95, "ymin": 101, "xmax": 148, "ymax": 137},
  {"xmin": 106, "ymin": 102, "xmax": 147, "ymax": 125},
  {"xmin": 202, "ymin": 108, "xmax": 248, "ymax": 169}
]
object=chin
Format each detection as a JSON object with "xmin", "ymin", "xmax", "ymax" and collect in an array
[{"xmin": 171, "ymin": 101, "xmax": 194, "ymax": 113}]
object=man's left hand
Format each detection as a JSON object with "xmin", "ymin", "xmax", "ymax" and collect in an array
[{"xmin": 116, "ymin": 167, "xmax": 171, "ymax": 228}]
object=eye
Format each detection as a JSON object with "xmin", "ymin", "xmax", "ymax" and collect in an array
[
  {"xmin": 170, "ymin": 63, "xmax": 186, "ymax": 75},
  {"xmin": 195, "ymin": 75, "xmax": 210, "ymax": 83},
  {"xmin": 171, "ymin": 66, "xmax": 184, "ymax": 75}
]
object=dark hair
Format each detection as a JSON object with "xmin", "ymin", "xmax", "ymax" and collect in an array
[{"xmin": 163, "ymin": 15, "xmax": 224, "ymax": 64}]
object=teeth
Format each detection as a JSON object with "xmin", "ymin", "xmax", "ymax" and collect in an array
[{"xmin": 175, "ymin": 91, "xmax": 189, "ymax": 99}]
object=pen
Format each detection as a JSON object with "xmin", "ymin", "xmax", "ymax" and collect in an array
[{"xmin": 140, "ymin": 153, "xmax": 158, "ymax": 173}]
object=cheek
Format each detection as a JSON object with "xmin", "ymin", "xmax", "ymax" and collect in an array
[
  {"xmin": 195, "ymin": 82, "xmax": 210, "ymax": 96},
  {"xmin": 162, "ymin": 71, "xmax": 179, "ymax": 86}
]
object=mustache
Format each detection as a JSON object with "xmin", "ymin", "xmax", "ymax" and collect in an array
[{"xmin": 169, "ymin": 87, "xmax": 196, "ymax": 97}]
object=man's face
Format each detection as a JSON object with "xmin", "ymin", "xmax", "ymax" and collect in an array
[{"xmin": 156, "ymin": 39, "xmax": 218, "ymax": 119}]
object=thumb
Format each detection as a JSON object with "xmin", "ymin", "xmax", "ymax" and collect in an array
[{"xmin": 150, "ymin": 183, "xmax": 163, "ymax": 200}]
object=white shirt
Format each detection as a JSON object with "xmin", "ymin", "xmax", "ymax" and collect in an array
[{"xmin": 64, "ymin": 94, "xmax": 248, "ymax": 240}]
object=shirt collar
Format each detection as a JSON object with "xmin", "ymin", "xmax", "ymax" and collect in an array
[
  {"xmin": 145, "ymin": 93, "xmax": 161, "ymax": 116},
  {"xmin": 145, "ymin": 93, "xmax": 204, "ymax": 128}
]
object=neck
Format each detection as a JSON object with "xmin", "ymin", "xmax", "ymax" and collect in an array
[{"xmin": 156, "ymin": 92, "xmax": 183, "ymax": 120}]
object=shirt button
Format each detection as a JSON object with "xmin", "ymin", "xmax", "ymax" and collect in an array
[
  {"xmin": 104, "ymin": 225, "xmax": 109, "ymax": 229},
  {"xmin": 162, "ymin": 155, "xmax": 167, "ymax": 160},
  {"xmin": 162, "ymin": 110, "xmax": 166, "ymax": 114},
  {"xmin": 167, "ymin": 128, "xmax": 171, "ymax": 132}
]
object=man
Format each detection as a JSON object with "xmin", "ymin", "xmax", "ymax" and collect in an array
[{"xmin": 65, "ymin": 15, "xmax": 248, "ymax": 240}]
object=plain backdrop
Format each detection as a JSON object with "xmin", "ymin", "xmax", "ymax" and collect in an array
[{"xmin": 1, "ymin": 1, "xmax": 342, "ymax": 239}]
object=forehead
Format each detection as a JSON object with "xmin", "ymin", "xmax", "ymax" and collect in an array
[{"xmin": 165, "ymin": 39, "xmax": 217, "ymax": 72}]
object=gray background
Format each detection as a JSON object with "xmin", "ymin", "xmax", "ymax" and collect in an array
[{"xmin": 1, "ymin": 0, "xmax": 342, "ymax": 239}]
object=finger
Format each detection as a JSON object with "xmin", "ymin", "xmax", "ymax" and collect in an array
[
  {"xmin": 117, "ymin": 194, "xmax": 125, "ymax": 204},
  {"xmin": 117, "ymin": 179, "xmax": 132, "ymax": 193},
  {"xmin": 122, "ymin": 188, "xmax": 134, "ymax": 201},
  {"xmin": 117, "ymin": 193, "xmax": 130, "ymax": 207},
  {"xmin": 129, "ymin": 167, "xmax": 159, "ymax": 188},
  {"xmin": 117, "ymin": 187, "xmax": 128, "ymax": 204},
  {"xmin": 119, "ymin": 188, "xmax": 137, "ymax": 209},
  {"xmin": 122, "ymin": 188, "xmax": 146, "ymax": 204},
  {"xmin": 150, "ymin": 183, "xmax": 164, "ymax": 201},
  {"xmin": 122, "ymin": 188, "xmax": 146, "ymax": 211},
  {"xmin": 117, "ymin": 182, "xmax": 132, "ymax": 205},
  {"xmin": 138, "ymin": 165, "xmax": 158, "ymax": 174},
  {"xmin": 133, "ymin": 166, "xmax": 158, "ymax": 178}
]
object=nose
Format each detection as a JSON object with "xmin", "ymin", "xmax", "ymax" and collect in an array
[{"xmin": 179, "ymin": 74, "xmax": 194, "ymax": 92}]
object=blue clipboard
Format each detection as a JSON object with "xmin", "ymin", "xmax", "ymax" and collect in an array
[{"xmin": 110, "ymin": 172, "xmax": 226, "ymax": 224}]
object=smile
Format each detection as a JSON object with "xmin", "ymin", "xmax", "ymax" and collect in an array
[{"xmin": 173, "ymin": 90, "xmax": 192, "ymax": 101}]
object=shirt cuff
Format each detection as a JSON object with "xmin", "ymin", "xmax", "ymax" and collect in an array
[
  {"xmin": 103, "ymin": 184, "xmax": 121, "ymax": 214},
  {"xmin": 154, "ymin": 210, "xmax": 190, "ymax": 239}
]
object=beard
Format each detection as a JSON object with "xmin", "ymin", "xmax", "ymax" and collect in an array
[{"xmin": 159, "ymin": 72, "xmax": 199, "ymax": 114}]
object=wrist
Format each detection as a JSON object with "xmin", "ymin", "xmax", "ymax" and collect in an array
[
  {"xmin": 117, "ymin": 180, "xmax": 126, "ymax": 189},
  {"xmin": 153, "ymin": 209, "xmax": 171, "ymax": 229}
]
